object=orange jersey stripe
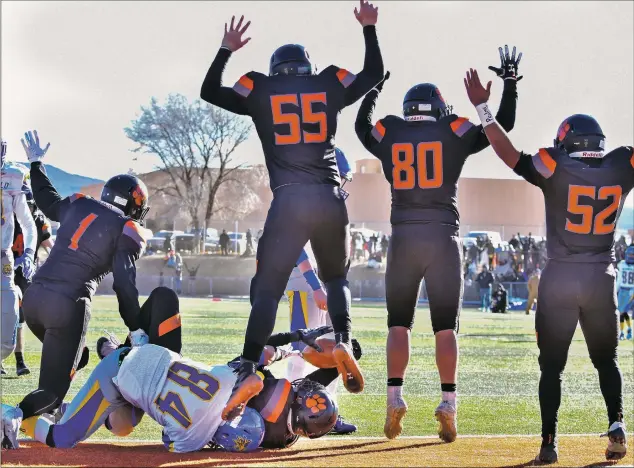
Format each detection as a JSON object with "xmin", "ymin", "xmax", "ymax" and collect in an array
[
  {"xmin": 238, "ymin": 75, "xmax": 254, "ymax": 91},
  {"xmin": 158, "ymin": 313, "xmax": 182, "ymax": 337},
  {"xmin": 630, "ymin": 148, "xmax": 634, "ymax": 169},
  {"xmin": 450, "ymin": 117, "xmax": 467, "ymax": 133},
  {"xmin": 336, "ymin": 69, "xmax": 349, "ymax": 83},
  {"xmin": 263, "ymin": 380, "xmax": 291, "ymax": 423},
  {"xmin": 538, "ymin": 148, "xmax": 557, "ymax": 173},
  {"xmin": 375, "ymin": 120, "xmax": 386, "ymax": 137}
]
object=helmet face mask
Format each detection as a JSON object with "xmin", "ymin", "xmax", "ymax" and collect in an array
[{"xmin": 269, "ymin": 44, "xmax": 314, "ymax": 76}]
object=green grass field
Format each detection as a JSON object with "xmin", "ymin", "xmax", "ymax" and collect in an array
[{"xmin": 2, "ymin": 296, "xmax": 633, "ymax": 442}]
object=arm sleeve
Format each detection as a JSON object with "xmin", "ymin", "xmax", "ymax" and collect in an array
[
  {"xmin": 468, "ymin": 80, "xmax": 519, "ymax": 155},
  {"xmin": 266, "ymin": 332, "xmax": 296, "ymax": 348},
  {"xmin": 111, "ymin": 221, "xmax": 146, "ymax": 331},
  {"xmin": 341, "ymin": 26, "xmax": 384, "ymax": 107},
  {"xmin": 200, "ymin": 47, "xmax": 250, "ymax": 115},
  {"xmin": 12, "ymin": 193, "xmax": 37, "ymax": 253},
  {"xmin": 29, "ymin": 162, "xmax": 71, "ymax": 222},
  {"xmin": 305, "ymin": 368, "xmax": 339, "ymax": 387},
  {"xmin": 355, "ymin": 89, "xmax": 381, "ymax": 151},
  {"xmin": 513, "ymin": 149, "xmax": 555, "ymax": 188}
]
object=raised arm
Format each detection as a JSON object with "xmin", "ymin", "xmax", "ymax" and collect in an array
[
  {"xmin": 200, "ymin": 15, "xmax": 251, "ymax": 115},
  {"xmin": 341, "ymin": 1, "xmax": 385, "ymax": 106},
  {"xmin": 355, "ymin": 71, "xmax": 389, "ymax": 150}
]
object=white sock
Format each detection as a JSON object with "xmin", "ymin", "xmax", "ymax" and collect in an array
[
  {"xmin": 387, "ymin": 385, "xmax": 403, "ymax": 405},
  {"xmin": 442, "ymin": 391, "xmax": 457, "ymax": 405}
]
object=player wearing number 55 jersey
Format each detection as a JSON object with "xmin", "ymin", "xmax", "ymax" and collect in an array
[
  {"xmin": 355, "ymin": 46, "xmax": 521, "ymax": 443},
  {"xmin": 465, "ymin": 69, "xmax": 634, "ymax": 463},
  {"xmin": 16, "ymin": 130, "xmax": 151, "ymax": 416},
  {"xmin": 200, "ymin": 2, "xmax": 384, "ymax": 420}
]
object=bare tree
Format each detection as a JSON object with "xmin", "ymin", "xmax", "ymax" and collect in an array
[{"xmin": 125, "ymin": 94, "xmax": 251, "ymax": 251}]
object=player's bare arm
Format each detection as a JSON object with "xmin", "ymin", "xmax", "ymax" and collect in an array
[
  {"xmin": 464, "ymin": 69, "xmax": 522, "ymax": 169},
  {"xmin": 355, "ymin": 71, "xmax": 390, "ymax": 150},
  {"xmin": 297, "ymin": 255, "xmax": 328, "ymax": 311},
  {"xmin": 199, "ymin": 15, "xmax": 251, "ymax": 115},
  {"xmin": 468, "ymin": 45, "xmax": 522, "ymax": 155},
  {"xmin": 339, "ymin": 0, "xmax": 384, "ymax": 106}
]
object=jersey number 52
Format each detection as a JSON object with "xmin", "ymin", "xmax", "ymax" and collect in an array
[
  {"xmin": 271, "ymin": 93, "xmax": 327, "ymax": 145},
  {"xmin": 154, "ymin": 362, "xmax": 220, "ymax": 429},
  {"xmin": 565, "ymin": 185, "xmax": 622, "ymax": 235}
]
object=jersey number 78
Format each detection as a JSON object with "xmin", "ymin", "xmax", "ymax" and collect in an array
[{"xmin": 154, "ymin": 362, "xmax": 220, "ymax": 429}]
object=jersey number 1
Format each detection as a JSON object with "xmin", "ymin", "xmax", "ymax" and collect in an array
[
  {"xmin": 271, "ymin": 93, "xmax": 327, "ymax": 145},
  {"xmin": 68, "ymin": 214, "xmax": 98, "ymax": 251},
  {"xmin": 392, "ymin": 142, "xmax": 443, "ymax": 190},
  {"xmin": 154, "ymin": 362, "xmax": 220, "ymax": 429},
  {"xmin": 565, "ymin": 185, "xmax": 622, "ymax": 235}
]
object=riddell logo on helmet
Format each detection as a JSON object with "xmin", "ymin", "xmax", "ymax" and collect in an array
[{"xmin": 132, "ymin": 186, "xmax": 146, "ymax": 207}]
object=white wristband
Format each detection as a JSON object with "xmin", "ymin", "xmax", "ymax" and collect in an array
[{"xmin": 476, "ymin": 103, "xmax": 496, "ymax": 127}]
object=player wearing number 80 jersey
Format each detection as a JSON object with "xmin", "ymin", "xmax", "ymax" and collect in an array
[
  {"xmin": 355, "ymin": 46, "xmax": 521, "ymax": 443},
  {"xmin": 200, "ymin": 4, "xmax": 384, "ymax": 419},
  {"xmin": 464, "ymin": 70, "xmax": 634, "ymax": 462}
]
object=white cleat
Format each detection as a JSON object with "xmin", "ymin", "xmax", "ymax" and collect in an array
[
  {"xmin": 1, "ymin": 403, "xmax": 23, "ymax": 449},
  {"xmin": 384, "ymin": 397, "xmax": 408, "ymax": 440},
  {"xmin": 603, "ymin": 421, "xmax": 627, "ymax": 461},
  {"xmin": 434, "ymin": 400, "xmax": 457, "ymax": 443}
]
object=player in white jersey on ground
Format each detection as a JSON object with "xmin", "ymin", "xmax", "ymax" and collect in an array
[
  {"xmin": 617, "ymin": 246, "xmax": 634, "ymax": 340},
  {"xmin": 1, "ymin": 139, "xmax": 37, "ymax": 374}
]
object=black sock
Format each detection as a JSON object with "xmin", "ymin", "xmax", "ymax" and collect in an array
[
  {"xmin": 387, "ymin": 377, "xmax": 403, "ymax": 387},
  {"xmin": 15, "ymin": 352, "xmax": 25, "ymax": 366},
  {"xmin": 441, "ymin": 383, "xmax": 456, "ymax": 393}
]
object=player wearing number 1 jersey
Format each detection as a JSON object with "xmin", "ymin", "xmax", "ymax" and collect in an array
[
  {"xmin": 355, "ymin": 46, "xmax": 521, "ymax": 443},
  {"xmin": 15, "ymin": 130, "xmax": 151, "ymax": 417},
  {"xmin": 465, "ymin": 69, "xmax": 634, "ymax": 463},
  {"xmin": 200, "ymin": 2, "xmax": 384, "ymax": 420}
]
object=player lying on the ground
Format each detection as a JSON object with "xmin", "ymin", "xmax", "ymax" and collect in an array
[
  {"xmin": 2, "ymin": 321, "xmax": 359, "ymax": 453},
  {"xmin": 354, "ymin": 45, "xmax": 521, "ymax": 442},
  {"xmin": 616, "ymin": 246, "xmax": 634, "ymax": 340},
  {"xmin": 1, "ymin": 138, "xmax": 37, "ymax": 375},
  {"xmin": 464, "ymin": 68, "xmax": 633, "ymax": 463}
]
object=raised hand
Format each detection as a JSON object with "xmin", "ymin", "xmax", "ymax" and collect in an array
[
  {"xmin": 21, "ymin": 130, "xmax": 50, "ymax": 163},
  {"xmin": 488, "ymin": 45, "xmax": 523, "ymax": 81},
  {"xmin": 221, "ymin": 15, "xmax": 252, "ymax": 52},
  {"xmin": 464, "ymin": 69, "xmax": 491, "ymax": 107},
  {"xmin": 375, "ymin": 70, "xmax": 390, "ymax": 92},
  {"xmin": 354, "ymin": 0, "xmax": 379, "ymax": 27}
]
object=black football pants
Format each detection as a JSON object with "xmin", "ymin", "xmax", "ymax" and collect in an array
[
  {"xmin": 244, "ymin": 184, "xmax": 351, "ymax": 363},
  {"xmin": 536, "ymin": 261, "xmax": 622, "ymax": 438}
]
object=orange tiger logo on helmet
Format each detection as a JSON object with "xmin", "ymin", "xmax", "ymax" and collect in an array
[
  {"xmin": 557, "ymin": 121, "xmax": 571, "ymax": 143},
  {"xmin": 131, "ymin": 185, "xmax": 146, "ymax": 207},
  {"xmin": 305, "ymin": 394, "xmax": 327, "ymax": 414}
]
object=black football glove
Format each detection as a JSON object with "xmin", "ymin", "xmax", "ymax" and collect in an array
[
  {"xmin": 291, "ymin": 325, "xmax": 333, "ymax": 352},
  {"xmin": 375, "ymin": 71, "xmax": 390, "ymax": 92},
  {"xmin": 488, "ymin": 45, "xmax": 523, "ymax": 82}
]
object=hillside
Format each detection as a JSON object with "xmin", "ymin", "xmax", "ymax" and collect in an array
[{"xmin": 43, "ymin": 165, "xmax": 103, "ymax": 197}]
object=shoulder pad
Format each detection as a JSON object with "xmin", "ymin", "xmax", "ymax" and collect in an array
[
  {"xmin": 122, "ymin": 220, "xmax": 150, "ymax": 250},
  {"xmin": 448, "ymin": 116, "xmax": 477, "ymax": 137},
  {"xmin": 370, "ymin": 115, "xmax": 402, "ymax": 143},
  {"xmin": 322, "ymin": 65, "xmax": 357, "ymax": 88},
  {"xmin": 232, "ymin": 71, "xmax": 264, "ymax": 98},
  {"xmin": 606, "ymin": 146, "xmax": 634, "ymax": 168},
  {"xmin": 69, "ymin": 193, "xmax": 87, "ymax": 203},
  {"xmin": 255, "ymin": 378, "xmax": 292, "ymax": 423},
  {"xmin": 531, "ymin": 148, "xmax": 558, "ymax": 179}
]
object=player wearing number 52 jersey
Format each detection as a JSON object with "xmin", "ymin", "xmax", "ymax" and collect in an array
[
  {"xmin": 200, "ymin": 3, "xmax": 384, "ymax": 420},
  {"xmin": 355, "ymin": 46, "xmax": 521, "ymax": 443},
  {"xmin": 16, "ymin": 130, "xmax": 151, "ymax": 416},
  {"xmin": 464, "ymin": 69, "xmax": 634, "ymax": 463}
]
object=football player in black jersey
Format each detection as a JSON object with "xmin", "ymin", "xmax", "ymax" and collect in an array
[{"xmin": 200, "ymin": 1, "xmax": 384, "ymax": 420}]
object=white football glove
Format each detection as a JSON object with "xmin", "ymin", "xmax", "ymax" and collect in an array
[
  {"xmin": 21, "ymin": 130, "xmax": 50, "ymax": 163},
  {"xmin": 129, "ymin": 329, "xmax": 149, "ymax": 347}
]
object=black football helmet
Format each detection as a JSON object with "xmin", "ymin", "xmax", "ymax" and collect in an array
[
  {"xmin": 101, "ymin": 174, "xmax": 150, "ymax": 223},
  {"xmin": 269, "ymin": 44, "xmax": 313, "ymax": 76},
  {"xmin": 290, "ymin": 379, "xmax": 337, "ymax": 439},
  {"xmin": 403, "ymin": 83, "xmax": 452, "ymax": 121},
  {"xmin": 554, "ymin": 114, "xmax": 605, "ymax": 158}
]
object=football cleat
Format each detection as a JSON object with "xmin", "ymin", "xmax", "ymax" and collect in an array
[
  {"xmin": 1, "ymin": 404, "xmax": 23, "ymax": 449},
  {"xmin": 627, "ymin": 328, "xmax": 632, "ymax": 341},
  {"xmin": 333, "ymin": 343, "xmax": 364, "ymax": 394},
  {"xmin": 602, "ymin": 421, "xmax": 627, "ymax": 461},
  {"xmin": 16, "ymin": 362, "xmax": 30, "ymax": 377},
  {"xmin": 434, "ymin": 400, "xmax": 457, "ymax": 443},
  {"xmin": 331, "ymin": 415, "xmax": 357, "ymax": 435},
  {"xmin": 384, "ymin": 397, "xmax": 408, "ymax": 440},
  {"xmin": 620, "ymin": 331, "xmax": 625, "ymax": 341},
  {"xmin": 222, "ymin": 360, "xmax": 263, "ymax": 421},
  {"xmin": 536, "ymin": 435, "xmax": 559, "ymax": 464}
]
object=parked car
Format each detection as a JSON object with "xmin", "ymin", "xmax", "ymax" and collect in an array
[
  {"xmin": 148, "ymin": 230, "xmax": 183, "ymax": 251},
  {"xmin": 227, "ymin": 232, "xmax": 256, "ymax": 254},
  {"xmin": 466, "ymin": 231, "xmax": 503, "ymax": 248}
]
